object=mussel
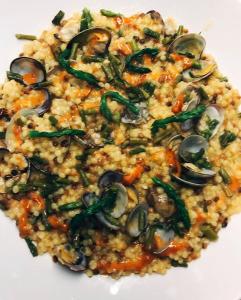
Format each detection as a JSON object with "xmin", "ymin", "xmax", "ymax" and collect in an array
[
  {"xmin": 182, "ymin": 60, "xmax": 216, "ymax": 82},
  {"xmin": 67, "ymin": 27, "xmax": 112, "ymax": 57},
  {"xmin": 0, "ymin": 147, "xmax": 30, "ymax": 194},
  {"xmin": 57, "ymin": 249, "xmax": 87, "ymax": 272},
  {"xmin": 197, "ymin": 104, "xmax": 224, "ymax": 139},
  {"xmin": 145, "ymin": 225, "xmax": 175, "ymax": 254},
  {"xmin": 169, "ymin": 33, "xmax": 206, "ymax": 59},
  {"xmin": 126, "ymin": 204, "xmax": 148, "ymax": 237},
  {"xmin": 146, "ymin": 187, "xmax": 175, "ymax": 218},
  {"xmin": 10, "ymin": 57, "xmax": 46, "ymax": 85}
]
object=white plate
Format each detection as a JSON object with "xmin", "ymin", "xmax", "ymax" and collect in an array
[{"xmin": 0, "ymin": 1, "xmax": 241, "ymax": 299}]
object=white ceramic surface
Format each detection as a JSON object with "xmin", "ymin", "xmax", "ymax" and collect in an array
[{"xmin": 0, "ymin": 1, "xmax": 241, "ymax": 299}]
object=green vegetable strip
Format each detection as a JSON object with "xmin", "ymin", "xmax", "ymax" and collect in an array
[
  {"xmin": 151, "ymin": 104, "xmax": 206, "ymax": 135},
  {"xmin": 80, "ymin": 8, "xmax": 93, "ymax": 31},
  {"xmin": 25, "ymin": 238, "xmax": 38, "ymax": 257},
  {"xmin": 100, "ymin": 9, "xmax": 122, "ymax": 17},
  {"xmin": 58, "ymin": 49, "xmax": 99, "ymax": 87},
  {"xmin": 76, "ymin": 167, "xmax": 90, "ymax": 187},
  {"xmin": 48, "ymin": 116, "xmax": 58, "ymax": 127},
  {"xmin": 219, "ymin": 168, "xmax": 231, "ymax": 185},
  {"xmin": 152, "ymin": 177, "xmax": 191, "ymax": 231},
  {"xmin": 29, "ymin": 129, "xmax": 85, "ymax": 138},
  {"xmin": 219, "ymin": 130, "xmax": 237, "ymax": 149},
  {"xmin": 100, "ymin": 91, "xmax": 140, "ymax": 122},
  {"xmin": 15, "ymin": 34, "xmax": 37, "ymax": 41},
  {"xmin": 59, "ymin": 201, "xmax": 82, "ymax": 212},
  {"xmin": 7, "ymin": 71, "xmax": 23, "ymax": 82},
  {"xmin": 81, "ymin": 55, "xmax": 104, "ymax": 63},
  {"xmin": 69, "ymin": 43, "xmax": 79, "ymax": 60},
  {"xmin": 31, "ymin": 81, "xmax": 51, "ymax": 89},
  {"xmin": 129, "ymin": 147, "xmax": 146, "ymax": 155},
  {"xmin": 70, "ymin": 188, "xmax": 118, "ymax": 232},
  {"xmin": 143, "ymin": 28, "xmax": 160, "ymax": 40},
  {"xmin": 52, "ymin": 10, "xmax": 65, "ymax": 25},
  {"xmin": 101, "ymin": 64, "xmax": 114, "ymax": 82},
  {"xmin": 125, "ymin": 48, "xmax": 159, "ymax": 74}
]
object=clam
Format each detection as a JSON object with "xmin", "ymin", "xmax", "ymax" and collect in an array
[
  {"xmin": 166, "ymin": 134, "xmax": 183, "ymax": 153},
  {"xmin": 121, "ymin": 102, "xmax": 149, "ymax": 125},
  {"xmin": 126, "ymin": 204, "xmax": 148, "ymax": 237},
  {"xmin": 10, "ymin": 57, "xmax": 46, "ymax": 85},
  {"xmin": 58, "ymin": 250, "xmax": 87, "ymax": 272},
  {"xmin": 98, "ymin": 170, "xmax": 123, "ymax": 189},
  {"xmin": 146, "ymin": 187, "xmax": 175, "ymax": 218},
  {"xmin": 5, "ymin": 109, "xmax": 38, "ymax": 152},
  {"xmin": 182, "ymin": 162, "xmax": 216, "ymax": 179},
  {"xmin": 182, "ymin": 60, "xmax": 216, "ymax": 82},
  {"xmin": 145, "ymin": 225, "xmax": 175, "ymax": 254},
  {"xmin": 180, "ymin": 86, "xmax": 201, "ymax": 131},
  {"xmin": 171, "ymin": 172, "xmax": 207, "ymax": 187},
  {"xmin": 197, "ymin": 104, "xmax": 224, "ymax": 139},
  {"xmin": 33, "ymin": 89, "xmax": 52, "ymax": 116},
  {"xmin": 0, "ymin": 148, "xmax": 30, "ymax": 194},
  {"xmin": 67, "ymin": 27, "xmax": 112, "ymax": 56},
  {"xmin": 179, "ymin": 134, "xmax": 208, "ymax": 162},
  {"xmin": 169, "ymin": 33, "xmax": 206, "ymax": 59}
]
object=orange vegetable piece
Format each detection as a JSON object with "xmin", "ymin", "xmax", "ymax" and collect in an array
[
  {"xmin": 123, "ymin": 161, "xmax": 145, "ymax": 185},
  {"xmin": 23, "ymin": 72, "xmax": 38, "ymax": 85},
  {"xmin": 115, "ymin": 16, "xmax": 123, "ymax": 27},
  {"xmin": 229, "ymin": 176, "xmax": 240, "ymax": 192},
  {"xmin": 165, "ymin": 148, "xmax": 181, "ymax": 176},
  {"xmin": 48, "ymin": 215, "xmax": 68, "ymax": 232},
  {"xmin": 160, "ymin": 240, "xmax": 189, "ymax": 256},
  {"xmin": 172, "ymin": 93, "xmax": 185, "ymax": 114}
]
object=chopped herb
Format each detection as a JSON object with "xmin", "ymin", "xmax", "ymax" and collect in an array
[
  {"xmin": 101, "ymin": 64, "xmax": 114, "ymax": 82},
  {"xmin": 58, "ymin": 49, "xmax": 100, "ymax": 87},
  {"xmin": 176, "ymin": 50, "xmax": 195, "ymax": 58},
  {"xmin": 170, "ymin": 259, "xmax": 188, "ymax": 268},
  {"xmin": 81, "ymin": 55, "xmax": 104, "ymax": 63},
  {"xmin": 41, "ymin": 210, "xmax": 52, "ymax": 231},
  {"xmin": 29, "ymin": 128, "xmax": 86, "ymax": 139},
  {"xmin": 192, "ymin": 61, "xmax": 202, "ymax": 69},
  {"xmin": 219, "ymin": 76, "xmax": 228, "ymax": 82},
  {"xmin": 100, "ymin": 9, "xmax": 122, "ymax": 17},
  {"xmin": 7, "ymin": 71, "xmax": 23, "ymax": 83},
  {"xmin": 70, "ymin": 187, "xmax": 118, "ymax": 232},
  {"xmin": 121, "ymin": 138, "xmax": 148, "ymax": 148},
  {"xmin": 219, "ymin": 168, "xmax": 231, "ymax": 184},
  {"xmin": 176, "ymin": 25, "xmax": 184, "ymax": 36},
  {"xmin": 152, "ymin": 105, "xmax": 206, "ymax": 135},
  {"xmin": 75, "ymin": 148, "xmax": 97, "ymax": 163},
  {"xmin": 143, "ymin": 28, "xmax": 160, "ymax": 40},
  {"xmin": 59, "ymin": 201, "xmax": 83, "ymax": 212},
  {"xmin": 31, "ymin": 81, "xmax": 51, "ymax": 89},
  {"xmin": 30, "ymin": 155, "xmax": 49, "ymax": 166},
  {"xmin": 142, "ymin": 81, "xmax": 156, "ymax": 97},
  {"xmin": 125, "ymin": 48, "xmax": 159, "ymax": 74},
  {"xmin": 48, "ymin": 116, "xmax": 58, "ymax": 127},
  {"xmin": 69, "ymin": 43, "xmax": 79, "ymax": 60},
  {"xmin": 219, "ymin": 130, "xmax": 237, "ymax": 148},
  {"xmin": 76, "ymin": 166, "xmax": 90, "ymax": 187},
  {"xmin": 79, "ymin": 110, "xmax": 87, "ymax": 124},
  {"xmin": 195, "ymin": 157, "xmax": 212, "ymax": 169},
  {"xmin": 25, "ymin": 238, "xmax": 38, "ymax": 257},
  {"xmin": 100, "ymin": 91, "xmax": 139, "ymax": 122},
  {"xmin": 197, "ymin": 86, "xmax": 209, "ymax": 100},
  {"xmin": 100, "ymin": 123, "xmax": 113, "ymax": 144},
  {"xmin": 130, "ymin": 40, "xmax": 140, "ymax": 52},
  {"xmin": 15, "ymin": 34, "xmax": 37, "ymax": 41},
  {"xmin": 200, "ymin": 118, "xmax": 219, "ymax": 140},
  {"xmin": 0, "ymin": 131, "xmax": 5, "ymax": 139},
  {"xmin": 129, "ymin": 147, "xmax": 146, "ymax": 155},
  {"xmin": 84, "ymin": 109, "xmax": 97, "ymax": 115},
  {"xmin": 152, "ymin": 177, "xmax": 191, "ymax": 234},
  {"xmin": 52, "ymin": 10, "xmax": 65, "ymax": 25},
  {"xmin": 112, "ymin": 112, "xmax": 121, "ymax": 124},
  {"xmin": 108, "ymin": 54, "xmax": 124, "ymax": 79},
  {"xmin": 200, "ymin": 224, "xmax": 218, "ymax": 241},
  {"xmin": 80, "ymin": 8, "xmax": 93, "ymax": 31}
]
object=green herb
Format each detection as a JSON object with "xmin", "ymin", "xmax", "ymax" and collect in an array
[
  {"xmin": 101, "ymin": 64, "xmax": 114, "ymax": 82},
  {"xmin": 100, "ymin": 91, "xmax": 139, "ymax": 122},
  {"xmin": 176, "ymin": 25, "xmax": 184, "ymax": 36},
  {"xmin": 170, "ymin": 259, "xmax": 188, "ymax": 267},
  {"xmin": 192, "ymin": 61, "xmax": 202, "ymax": 69},
  {"xmin": 58, "ymin": 49, "xmax": 100, "ymax": 87},
  {"xmin": 200, "ymin": 118, "xmax": 219, "ymax": 140},
  {"xmin": 129, "ymin": 147, "xmax": 146, "ymax": 155},
  {"xmin": 52, "ymin": 10, "xmax": 65, "ymax": 25},
  {"xmin": 152, "ymin": 177, "xmax": 191, "ymax": 234},
  {"xmin": 176, "ymin": 50, "xmax": 195, "ymax": 58},
  {"xmin": 219, "ymin": 168, "xmax": 231, "ymax": 185},
  {"xmin": 84, "ymin": 109, "xmax": 97, "ymax": 115},
  {"xmin": 142, "ymin": 81, "xmax": 156, "ymax": 97},
  {"xmin": 59, "ymin": 201, "xmax": 83, "ymax": 212},
  {"xmin": 121, "ymin": 138, "xmax": 148, "ymax": 148},
  {"xmin": 41, "ymin": 210, "xmax": 52, "ymax": 231},
  {"xmin": 0, "ymin": 131, "xmax": 5, "ymax": 139},
  {"xmin": 81, "ymin": 55, "xmax": 104, "ymax": 63},
  {"xmin": 130, "ymin": 40, "xmax": 139, "ymax": 52},
  {"xmin": 30, "ymin": 155, "xmax": 49, "ymax": 166},
  {"xmin": 125, "ymin": 48, "xmax": 159, "ymax": 74},
  {"xmin": 162, "ymin": 35, "xmax": 175, "ymax": 45},
  {"xmin": 100, "ymin": 123, "xmax": 113, "ymax": 144},
  {"xmin": 75, "ymin": 148, "xmax": 97, "ymax": 163},
  {"xmin": 195, "ymin": 157, "xmax": 212, "ymax": 169},
  {"xmin": 100, "ymin": 9, "xmax": 122, "ymax": 17},
  {"xmin": 219, "ymin": 76, "xmax": 228, "ymax": 82},
  {"xmin": 45, "ymin": 197, "xmax": 53, "ymax": 215},
  {"xmin": 29, "ymin": 128, "xmax": 85, "ymax": 139},
  {"xmin": 16, "ymin": 118, "xmax": 25, "ymax": 126},
  {"xmin": 80, "ymin": 8, "xmax": 93, "ymax": 31},
  {"xmin": 25, "ymin": 238, "xmax": 38, "ymax": 257},
  {"xmin": 15, "ymin": 34, "xmax": 37, "ymax": 41},
  {"xmin": 197, "ymin": 86, "xmax": 209, "ymax": 100},
  {"xmin": 76, "ymin": 166, "xmax": 90, "ymax": 187},
  {"xmin": 40, "ymin": 175, "xmax": 71, "ymax": 198},
  {"xmin": 108, "ymin": 54, "xmax": 124, "ymax": 79},
  {"xmin": 219, "ymin": 130, "xmax": 237, "ymax": 149},
  {"xmin": 117, "ymin": 30, "xmax": 124, "ymax": 37},
  {"xmin": 152, "ymin": 105, "xmax": 206, "ymax": 135},
  {"xmin": 143, "ymin": 28, "xmax": 160, "ymax": 40},
  {"xmin": 31, "ymin": 81, "xmax": 51, "ymax": 89},
  {"xmin": 48, "ymin": 116, "xmax": 58, "ymax": 127},
  {"xmin": 69, "ymin": 43, "xmax": 79, "ymax": 60},
  {"xmin": 70, "ymin": 187, "xmax": 118, "ymax": 232},
  {"xmin": 200, "ymin": 224, "xmax": 218, "ymax": 241},
  {"xmin": 112, "ymin": 112, "xmax": 121, "ymax": 124},
  {"xmin": 79, "ymin": 109, "xmax": 87, "ymax": 124},
  {"xmin": 7, "ymin": 71, "xmax": 23, "ymax": 83}
]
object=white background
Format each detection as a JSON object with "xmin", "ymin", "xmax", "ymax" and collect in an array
[{"xmin": 0, "ymin": 1, "xmax": 241, "ymax": 299}]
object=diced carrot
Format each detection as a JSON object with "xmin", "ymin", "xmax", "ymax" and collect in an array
[
  {"xmin": 158, "ymin": 71, "xmax": 173, "ymax": 83},
  {"xmin": 23, "ymin": 72, "xmax": 38, "ymax": 85},
  {"xmin": 160, "ymin": 240, "xmax": 189, "ymax": 256},
  {"xmin": 13, "ymin": 124, "xmax": 23, "ymax": 146},
  {"xmin": 98, "ymin": 253, "xmax": 154, "ymax": 273},
  {"xmin": 143, "ymin": 54, "xmax": 152, "ymax": 66},
  {"xmin": 123, "ymin": 161, "xmax": 145, "ymax": 185},
  {"xmin": 115, "ymin": 16, "xmax": 123, "ymax": 27},
  {"xmin": 229, "ymin": 176, "xmax": 240, "ymax": 192},
  {"xmin": 48, "ymin": 215, "xmax": 68, "ymax": 232},
  {"xmin": 123, "ymin": 73, "xmax": 146, "ymax": 87},
  {"xmin": 170, "ymin": 53, "xmax": 193, "ymax": 70},
  {"xmin": 172, "ymin": 93, "xmax": 184, "ymax": 114},
  {"xmin": 117, "ymin": 40, "xmax": 132, "ymax": 56},
  {"xmin": 20, "ymin": 198, "xmax": 32, "ymax": 213},
  {"xmin": 196, "ymin": 212, "xmax": 206, "ymax": 224},
  {"xmin": 165, "ymin": 148, "xmax": 181, "ymax": 176},
  {"xmin": 29, "ymin": 192, "xmax": 45, "ymax": 210},
  {"xmin": 18, "ymin": 213, "xmax": 31, "ymax": 238}
]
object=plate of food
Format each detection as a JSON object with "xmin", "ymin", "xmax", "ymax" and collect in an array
[{"xmin": 0, "ymin": 0, "xmax": 241, "ymax": 299}]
